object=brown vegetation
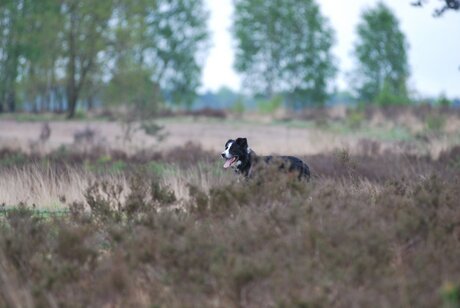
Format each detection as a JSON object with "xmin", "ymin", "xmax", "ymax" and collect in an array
[{"xmin": 0, "ymin": 141, "xmax": 459, "ymax": 307}]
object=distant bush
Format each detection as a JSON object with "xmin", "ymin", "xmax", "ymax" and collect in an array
[
  {"xmin": 230, "ymin": 97, "xmax": 246, "ymax": 116},
  {"xmin": 436, "ymin": 93, "xmax": 451, "ymax": 108},
  {"xmin": 426, "ymin": 114, "xmax": 446, "ymax": 132},
  {"xmin": 257, "ymin": 95, "xmax": 283, "ymax": 114},
  {"xmin": 346, "ymin": 109, "xmax": 365, "ymax": 129},
  {"xmin": 375, "ymin": 81, "xmax": 412, "ymax": 107}
]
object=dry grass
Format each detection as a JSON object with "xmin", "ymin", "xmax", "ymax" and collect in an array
[
  {"xmin": 1, "ymin": 144, "xmax": 456, "ymax": 210},
  {"xmin": 0, "ymin": 164, "xmax": 128, "ymax": 209}
]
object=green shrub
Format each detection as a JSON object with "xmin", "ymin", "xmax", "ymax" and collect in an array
[
  {"xmin": 436, "ymin": 93, "xmax": 451, "ymax": 108},
  {"xmin": 257, "ymin": 95, "xmax": 283, "ymax": 114},
  {"xmin": 374, "ymin": 80, "xmax": 412, "ymax": 106},
  {"xmin": 440, "ymin": 282, "xmax": 460, "ymax": 308},
  {"xmin": 346, "ymin": 110, "xmax": 365, "ymax": 129},
  {"xmin": 426, "ymin": 114, "xmax": 445, "ymax": 132},
  {"xmin": 230, "ymin": 98, "xmax": 246, "ymax": 116}
]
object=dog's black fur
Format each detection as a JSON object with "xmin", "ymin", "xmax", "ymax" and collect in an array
[{"xmin": 221, "ymin": 137, "xmax": 310, "ymax": 180}]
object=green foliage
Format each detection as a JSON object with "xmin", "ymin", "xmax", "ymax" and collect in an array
[
  {"xmin": 147, "ymin": 161, "xmax": 169, "ymax": 176},
  {"xmin": 257, "ymin": 95, "xmax": 283, "ymax": 114},
  {"xmin": 233, "ymin": 0, "xmax": 336, "ymax": 107},
  {"xmin": 83, "ymin": 157, "xmax": 127, "ymax": 173},
  {"xmin": 346, "ymin": 109, "xmax": 365, "ymax": 129},
  {"xmin": 111, "ymin": 0, "xmax": 209, "ymax": 109},
  {"xmin": 0, "ymin": 152, "xmax": 28, "ymax": 167},
  {"xmin": 73, "ymin": 109, "xmax": 88, "ymax": 120},
  {"xmin": 230, "ymin": 97, "xmax": 246, "ymax": 116},
  {"xmin": 62, "ymin": 0, "xmax": 114, "ymax": 118},
  {"xmin": 375, "ymin": 80, "xmax": 412, "ymax": 106},
  {"xmin": 426, "ymin": 114, "xmax": 446, "ymax": 131},
  {"xmin": 440, "ymin": 282, "xmax": 460, "ymax": 308},
  {"xmin": 436, "ymin": 93, "xmax": 452, "ymax": 107},
  {"xmin": 0, "ymin": 0, "xmax": 62, "ymax": 112},
  {"xmin": 104, "ymin": 62, "xmax": 161, "ymax": 116},
  {"xmin": 0, "ymin": 0, "xmax": 209, "ymax": 116},
  {"xmin": 141, "ymin": 121, "xmax": 168, "ymax": 141},
  {"xmin": 352, "ymin": 2, "xmax": 410, "ymax": 105}
]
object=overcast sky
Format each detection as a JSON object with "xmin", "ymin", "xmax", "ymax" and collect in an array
[{"xmin": 201, "ymin": 0, "xmax": 460, "ymax": 98}]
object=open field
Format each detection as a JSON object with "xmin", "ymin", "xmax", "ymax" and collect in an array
[
  {"xmin": 1, "ymin": 109, "xmax": 460, "ymax": 307},
  {"xmin": 1, "ymin": 106, "xmax": 460, "ymax": 158}
]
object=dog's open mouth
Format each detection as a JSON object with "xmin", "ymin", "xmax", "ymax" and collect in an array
[{"xmin": 223, "ymin": 157, "xmax": 238, "ymax": 169}]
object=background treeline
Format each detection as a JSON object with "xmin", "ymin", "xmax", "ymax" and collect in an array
[
  {"xmin": 0, "ymin": 0, "xmax": 458, "ymax": 118},
  {"xmin": 0, "ymin": 0, "xmax": 208, "ymax": 117}
]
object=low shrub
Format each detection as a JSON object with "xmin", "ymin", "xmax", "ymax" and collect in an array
[{"xmin": 1, "ymin": 145, "xmax": 460, "ymax": 307}]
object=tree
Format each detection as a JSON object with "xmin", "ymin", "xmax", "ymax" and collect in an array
[
  {"xmin": 19, "ymin": 0, "xmax": 63, "ymax": 113},
  {"xmin": 411, "ymin": 0, "xmax": 459, "ymax": 16},
  {"xmin": 61, "ymin": 0, "xmax": 114, "ymax": 118},
  {"xmin": 104, "ymin": 60, "xmax": 161, "ymax": 117},
  {"xmin": 352, "ymin": 2, "xmax": 410, "ymax": 105},
  {"xmin": 0, "ymin": 0, "xmax": 209, "ymax": 115},
  {"xmin": 233, "ymin": 0, "xmax": 336, "ymax": 107},
  {"xmin": 0, "ymin": 0, "xmax": 20, "ymax": 113},
  {"xmin": 110, "ymin": 0, "xmax": 209, "ymax": 109},
  {"xmin": 0, "ymin": 0, "xmax": 41, "ymax": 112}
]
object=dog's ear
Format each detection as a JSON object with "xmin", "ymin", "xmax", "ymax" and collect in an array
[{"xmin": 235, "ymin": 138, "xmax": 248, "ymax": 148}]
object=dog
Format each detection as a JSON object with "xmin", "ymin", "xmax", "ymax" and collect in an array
[{"xmin": 221, "ymin": 137, "xmax": 310, "ymax": 180}]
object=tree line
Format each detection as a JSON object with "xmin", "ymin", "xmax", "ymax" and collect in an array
[
  {"xmin": 0, "ymin": 0, "xmax": 208, "ymax": 117},
  {"xmin": 0, "ymin": 1, "xmax": 451, "ymax": 117}
]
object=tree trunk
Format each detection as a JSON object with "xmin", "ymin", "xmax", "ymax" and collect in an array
[
  {"xmin": 66, "ymin": 12, "xmax": 77, "ymax": 119},
  {"xmin": 67, "ymin": 87, "xmax": 78, "ymax": 118},
  {"xmin": 7, "ymin": 91, "xmax": 16, "ymax": 112},
  {"xmin": 87, "ymin": 96, "xmax": 94, "ymax": 111}
]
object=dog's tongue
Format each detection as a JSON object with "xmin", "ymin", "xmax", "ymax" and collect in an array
[{"xmin": 223, "ymin": 157, "xmax": 236, "ymax": 169}]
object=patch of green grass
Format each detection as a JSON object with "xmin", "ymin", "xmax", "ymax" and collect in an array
[
  {"xmin": 257, "ymin": 95, "xmax": 282, "ymax": 115},
  {"xmin": 426, "ymin": 114, "xmax": 446, "ymax": 132},
  {"xmin": 346, "ymin": 110, "xmax": 365, "ymax": 130},
  {"xmin": 358, "ymin": 126, "xmax": 414, "ymax": 141},
  {"xmin": 0, "ymin": 111, "xmax": 112, "ymax": 122},
  {"xmin": 0, "ymin": 153, "xmax": 28, "ymax": 167},
  {"xmin": 325, "ymin": 121, "xmax": 414, "ymax": 141},
  {"xmin": 271, "ymin": 119, "xmax": 316, "ymax": 129},
  {"xmin": 0, "ymin": 112, "xmax": 66, "ymax": 122},
  {"xmin": 440, "ymin": 282, "xmax": 460, "ymax": 308},
  {"xmin": 147, "ymin": 161, "xmax": 170, "ymax": 176},
  {"xmin": 83, "ymin": 157, "xmax": 128, "ymax": 173},
  {"xmin": 0, "ymin": 206, "xmax": 69, "ymax": 218}
]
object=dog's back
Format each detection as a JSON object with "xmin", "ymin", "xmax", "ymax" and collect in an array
[{"xmin": 260, "ymin": 155, "xmax": 310, "ymax": 180}]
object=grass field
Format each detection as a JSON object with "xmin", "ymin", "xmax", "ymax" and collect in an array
[{"xmin": 1, "ymin": 108, "xmax": 460, "ymax": 307}]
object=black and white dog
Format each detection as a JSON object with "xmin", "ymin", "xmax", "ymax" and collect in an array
[{"xmin": 221, "ymin": 138, "xmax": 310, "ymax": 180}]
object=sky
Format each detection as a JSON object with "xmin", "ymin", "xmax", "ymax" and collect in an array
[{"xmin": 201, "ymin": 0, "xmax": 460, "ymax": 98}]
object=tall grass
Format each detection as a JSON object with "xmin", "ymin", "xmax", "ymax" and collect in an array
[{"xmin": 0, "ymin": 164, "xmax": 128, "ymax": 209}]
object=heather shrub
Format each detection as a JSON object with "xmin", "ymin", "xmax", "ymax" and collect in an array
[
  {"xmin": 1, "ymin": 144, "xmax": 460, "ymax": 307},
  {"xmin": 346, "ymin": 109, "xmax": 365, "ymax": 129}
]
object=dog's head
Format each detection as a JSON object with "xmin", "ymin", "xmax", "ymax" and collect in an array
[{"xmin": 221, "ymin": 137, "xmax": 250, "ymax": 169}]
